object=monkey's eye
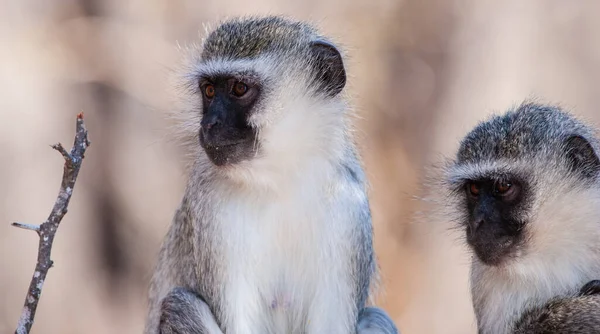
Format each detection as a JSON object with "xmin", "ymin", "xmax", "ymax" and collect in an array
[
  {"xmin": 204, "ymin": 84, "xmax": 215, "ymax": 99},
  {"xmin": 467, "ymin": 182, "xmax": 480, "ymax": 196},
  {"xmin": 494, "ymin": 181, "xmax": 514, "ymax": 196},
  {"xmin": 232, "ymin": 82, "xmax": 248, "ymax": 97}
]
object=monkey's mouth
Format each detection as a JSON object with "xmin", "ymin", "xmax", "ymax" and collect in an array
[
  {"xmin": 200, "ymin": 139, "xmax": 257, "ymax": 166},
  {"xmin": 471, "ymin": 239, "xmax": 516, "ymax": 266},
  {"xmin": 203, "ymin": 142, "xmax": 242, "ymax": 150},
  {"xmin": 467, "ymin": 228, "xmax": 522, "ymax": 266}
]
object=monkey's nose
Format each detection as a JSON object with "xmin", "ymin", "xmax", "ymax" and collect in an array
[{"xmin": 201, "ymin": 116, "xmax": 222, "ymax": 131}]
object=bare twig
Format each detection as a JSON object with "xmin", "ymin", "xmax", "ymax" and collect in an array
[
  {"xmin": 13, "ymin": 113, "xmax": 90, "ymax": 334},
  {"xmin": 11, "ymin": 223, "xmax": 41, "ymax": 234}
]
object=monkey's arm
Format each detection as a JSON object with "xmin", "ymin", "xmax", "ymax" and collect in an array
[
  {"xmin": 513, "ymin": 280, "xmax": 600, "ymax": 334},
  {"xmin": 345, "ymin": 161, "xmax": 399, "ymax": 334},
  {"xmin": 357, "ymin": 307, "xmax": 399, "ymax": 334},
  {"xmin": 145, "ymin": 203, "xmax": 222, "ymax": 334}
]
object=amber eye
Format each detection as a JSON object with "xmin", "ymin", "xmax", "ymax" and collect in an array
[
  {"xmin": 467, "ymin": 182, "xmax": 480, "ymax": 196},
  {"xmin": 204, "ymin": 84, "xmax": 215, "ymax": 99},
  {"xmin": 232, "ymin": 82, "xmax": 248, "ymax": 97},
  {"xmin": 495, "ymin": 181, "xmax": 512, "ymax": 194}
]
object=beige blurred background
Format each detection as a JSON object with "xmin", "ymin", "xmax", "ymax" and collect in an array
[{"xmin": 1, "ymin": 0, "xmax": 600, "ymax": 333}]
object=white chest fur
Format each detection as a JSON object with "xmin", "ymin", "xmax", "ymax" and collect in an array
[
  {"xmin": 214, "ymin": 176, "xmax": 359, "ymax": 334},
  {"xmin": 473, "ymin": 257, "xmax": 600, "ymax": 334}
]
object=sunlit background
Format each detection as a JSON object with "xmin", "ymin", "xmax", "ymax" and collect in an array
[{"xmin": 2, "ymin": 0, "xmax": 600, "ymax": 333}]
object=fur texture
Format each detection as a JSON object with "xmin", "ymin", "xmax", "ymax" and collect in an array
[
  {"xmin": 444, "ymin": 101, "xmax": 600, "ymax": 334},
  {"xmin": 514, "ymin": 294, "xmax": 600, "ymax": 333},
  {"xmin": 145, "ymin": 16, "xmax": 397, "ymax": 334},
  {"xmin": 160, "ymin": 288, "xmax": 222, "ymax": 333}
]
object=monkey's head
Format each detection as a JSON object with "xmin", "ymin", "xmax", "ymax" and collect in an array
[
  {"xmin": 446, "ymin": 102, "xmax": 600, "ymax": 269},
  {"xmin": 178, "ymin": 16, "xmax": 349, "ymax": 183}
]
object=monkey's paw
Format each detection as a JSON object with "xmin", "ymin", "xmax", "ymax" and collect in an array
[{"xmin": 579, "ymin": 280, "xmax": 600, "ymax": 296}]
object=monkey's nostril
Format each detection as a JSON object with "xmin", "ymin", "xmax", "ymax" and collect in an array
[
  {"xmin": 472, "ymin": 219, "xmax": 484, "ymax": 230},
  {"xmin": 202, "ymin": 118, "xmax": 222, "ymax": 131},
  {"xmin": 203, "ymin": 122, "xmax": 213, "ymax": 130}
]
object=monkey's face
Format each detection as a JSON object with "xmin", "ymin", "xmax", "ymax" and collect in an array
[
  {"xmin": 197, "ymin": 75, "xmax": 260, "ymax": 166},
  {"xmin": 188, "ymin": 16, "xmax": 348, "ymax": 174},
  {"xmin": 461, "ymin": 175, "xmax": 530, "ymax": 266},
  {"xmin": 448, "ymin": 104, "xmax": 600, "ymax": 273}
]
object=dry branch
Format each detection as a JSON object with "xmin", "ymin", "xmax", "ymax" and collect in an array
[{"xmin": 12, "ymin": 113, "xmax": 90, "ymax": 334}]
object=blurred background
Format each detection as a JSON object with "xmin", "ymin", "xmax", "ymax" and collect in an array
[{"xmin": 1, "ymin": 0, "xmax": 600, "ymax": 333}]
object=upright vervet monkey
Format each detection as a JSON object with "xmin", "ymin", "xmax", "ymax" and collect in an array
[{"xmin": 144, "ymin": 16, "xmax": 398, "ymax": 334}]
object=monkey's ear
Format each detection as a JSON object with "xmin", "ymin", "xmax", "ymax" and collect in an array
[
  {"xmin": 309, "ymin": 40, "xmax": 346, "ymax": 97},
  {"xmin": 565, "ymin": 135, "xmax": 600, "ymax": 179}
]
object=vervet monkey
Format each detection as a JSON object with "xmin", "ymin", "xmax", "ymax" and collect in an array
[
  {"xmin": 445, "ymin": 102, "xmax": 600, "ymax": 333},
  {"xmin": 144, "ymin": 16, "xmax": 398, "ymax": 334}
]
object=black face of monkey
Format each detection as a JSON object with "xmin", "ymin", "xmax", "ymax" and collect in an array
[
  {"xmin": 198, "ymin": 75, "xmax": 260, "ymax": 166},
  {"xmin": 463, "ymin": 175, "xmax": 529, "ymax": 266}
]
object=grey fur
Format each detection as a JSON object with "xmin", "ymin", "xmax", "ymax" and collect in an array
[
  {"xmin": 160, "ymin": 288, "xmax": 222, "ymax": 334},
  {"xmin": 201, "ymin": 16, "xmax": 317, "ymax": 61},
  {"xmin": 357, "ymin": 307, "xmax": 400, "ymax": 334},
  {"xmin": 145, "ymin": 16, "xmax": 397, "ymax": 334},
  {"xmin": 445, "ymin": 101, "xmax": 600, "ymax": 334},
  {"xmin": 514, "ymin": 294, "xmax": 600, "ymax": 334},
  {"xmin": 456, "ymin": 102, "xmax": 600, "ymax": 169}
]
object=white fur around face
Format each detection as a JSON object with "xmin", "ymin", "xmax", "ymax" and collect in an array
[{"xmin": 469, "ymin": 167, "xmax": 600, "ymax": 334}]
